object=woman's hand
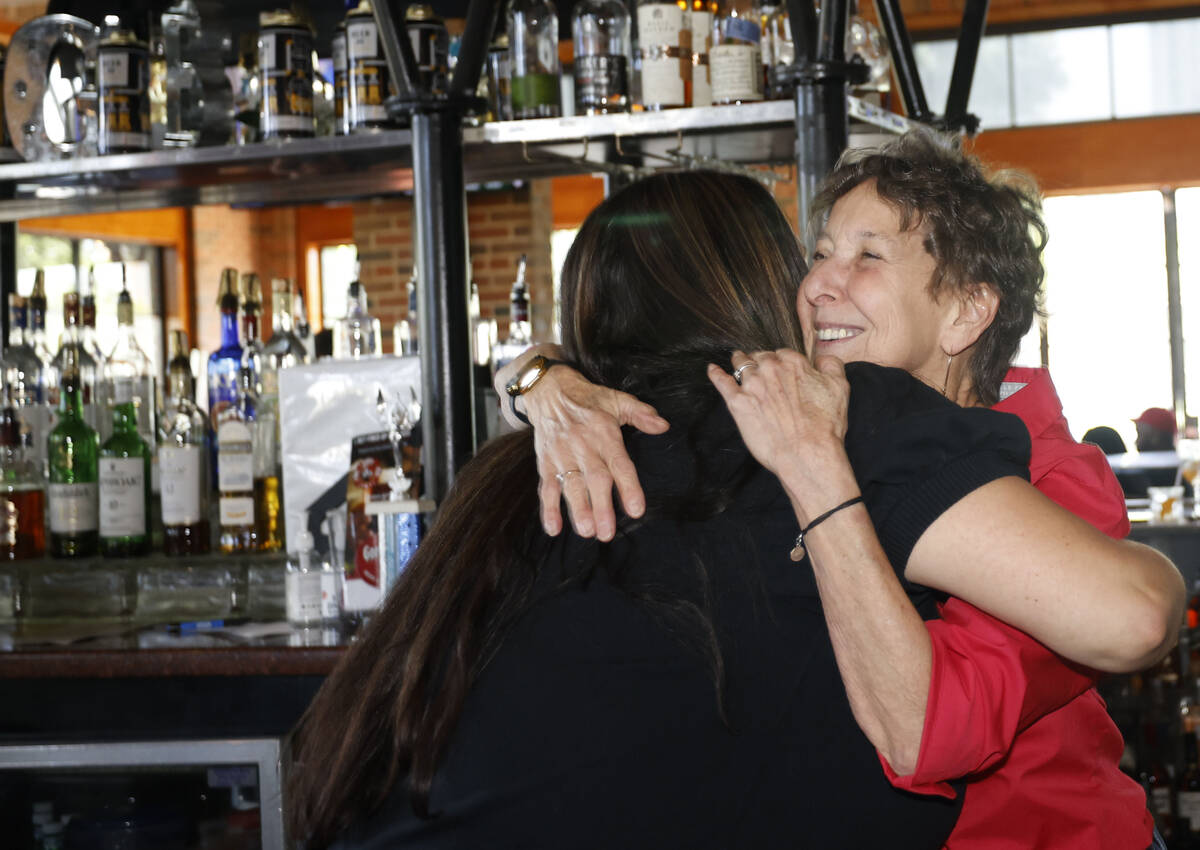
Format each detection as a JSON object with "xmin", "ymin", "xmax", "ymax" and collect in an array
[
  {"xmin": 493, "ymin": 346, "xmax": 669, "ymax": 541},
  {"xmin": 708, "ymin": 350, "xmax": 858, "ymax": 524}
]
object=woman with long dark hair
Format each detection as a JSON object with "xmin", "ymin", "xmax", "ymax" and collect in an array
[{"xmin": 288, "ymin": 170, "xmax": 982, "ymax": 848}]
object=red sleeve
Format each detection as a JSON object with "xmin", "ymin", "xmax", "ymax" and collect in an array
[
  {"xmin": 1028, "ymin": 439, "xmax": 1130, "ymax": 540},
  {"xmin": 879, "ymin": 598, "xmax": 1097, "ymax": 797}
]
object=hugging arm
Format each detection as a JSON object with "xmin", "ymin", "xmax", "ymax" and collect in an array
[
  {"xmin": 493, "ymin": 346, "xmax": 669, "ymax": 541},
  {"xmin": 709, "ymin": 350, "xmax": 1184, "ymax": 774}
]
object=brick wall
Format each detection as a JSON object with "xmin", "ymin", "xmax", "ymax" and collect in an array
[
  {"xmin": 191, "ymin": 206, "xmax": 297, "ymax": 354},
  {"xmin": 351, "ymin": 181, "xmax": 555, "ymax": 353}
]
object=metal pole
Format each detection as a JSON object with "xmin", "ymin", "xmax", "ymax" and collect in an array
[
  {"xmin": 874, "ymin": 0, "xmax": 933, "ymax": 123},
  {"xmin": 1165, "ymin": 189, "xmax": 1187, "ymax": 431},
  {"xmin": 411, "ymin": 111, "xmax": 475, "ymax": 502},
  {"xmin": 943, "ymin": 0, "xmax": 989, "ymax": 135},
  {"xmin": 782, "ymin": 0, "xmax": 860, "ymax": 229},
  {"xmin": 0, "ymin": 221, "xmax": 13, "ymax": 349}
]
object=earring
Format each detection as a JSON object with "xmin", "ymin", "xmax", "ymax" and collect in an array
[{"xmin": 941, "ymin": 354, "xmax": 953, "ymax": 397}]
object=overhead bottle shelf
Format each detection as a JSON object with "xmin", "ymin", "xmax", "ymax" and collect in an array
[{"xmin": 0, "ymin": 96, "xmax": 913, "ymax": 221}]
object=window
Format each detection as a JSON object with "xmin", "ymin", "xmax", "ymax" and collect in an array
[
  {"xmin": 318, "ymin": 243, "xmax": 358, "ymax": 328},
  {"xmin": 914, "ymin": 16, "xmax": 1200, "ymax": 130},
  {"xmin": 16, "ymin": 235, "xmax": 165, "ymax": 378}
]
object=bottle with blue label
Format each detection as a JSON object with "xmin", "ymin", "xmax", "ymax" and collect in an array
[
  {"xmin": 710, "ymin": 0, "xmax": 762, "ymax": 105},
  {"xmin": 207, "ymin": 268, "xmax": 243, "ymax": 457}
]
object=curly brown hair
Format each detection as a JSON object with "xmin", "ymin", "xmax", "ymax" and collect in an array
[{"xmin": 808, "ymin": 129, "xmax": 1048, "ymax": 407}]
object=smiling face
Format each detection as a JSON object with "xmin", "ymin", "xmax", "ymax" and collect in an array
[{"xmin": 799, "ymin": 180, "xmax": 960, "ymax": 390}]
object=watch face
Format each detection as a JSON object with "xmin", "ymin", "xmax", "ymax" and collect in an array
[{"xmin": 508, "ymin": 355, "xmax": 545, "ymax": 396}]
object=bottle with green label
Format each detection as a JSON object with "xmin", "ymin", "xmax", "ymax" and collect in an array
[
  {"xmin": 99, "ymin": 396, "xmax": 152, "ymax": 557},
  {"xmin": 48, "ymin": 347, "xmax": 99, "ymax": 558},
  {"xmin": 508, "ymin": 0, "xmax": 561, "ymax": 118}
]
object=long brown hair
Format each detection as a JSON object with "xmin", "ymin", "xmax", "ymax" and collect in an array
[{"xmin": 286, "ymin": 171, "xmax": 807, "ymax": 848}]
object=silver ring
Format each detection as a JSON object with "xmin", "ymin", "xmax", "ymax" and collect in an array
[
  {"xmin": 554, "ymin": 469, "xmax": 583, "ymax": 485},
  {"xmin": 733, "ymin": 362, "xmax": 758, "ymax": 385}
]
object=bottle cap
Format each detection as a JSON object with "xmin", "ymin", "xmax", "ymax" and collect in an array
[
  {"xmin": 240, "ymin": 272, "xmax": 262, "ymax": 309},
  {"xmin": 31, "ymin": 269, "xmax": 46, "ymax": 300},
  {"xmin": 117, "ymin": 284, "xmax": 134, "ymax": 326},
  {"xmin": 62, "ymin": 291, "xmax": 81, "ymax": 325},
  {"xmin": 168, "ymin": 329, "xmax": 189, "ymax": 359},
  {"xmin": 217, "ymin": 268, "xmax": 239, "ymax": 305}
]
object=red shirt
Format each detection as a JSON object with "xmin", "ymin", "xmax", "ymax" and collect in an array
[{"xmin": 883, "ymin": 367, "xmax": 1152, "ymax": 849}]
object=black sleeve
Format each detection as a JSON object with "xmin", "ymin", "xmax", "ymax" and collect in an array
[{"xmin": 842, "ymin": 363, "xmax": 1032, "ymax": 573}]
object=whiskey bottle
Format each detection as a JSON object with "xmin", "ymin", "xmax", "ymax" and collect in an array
[
  {"xmin": 710, "ymin": 0, "xmax": 762, "ymax": 105},
  {"xmin": 573, "ymin": 0, "xmax": 631, "ymax": 115},
  {"xmin": 216, "ymin": 365, "xmax": 258, "ymax": 554},
  {"xmin": 47, "ymin": 348, "xmax": 99, "ymax": 558},
  {"xmin": 0, "ymin": 388, "xmax": 46, "ymax": 560},
  {"xmin": 636, "ymin": 0, "xmax": 691, "ymax": 109},
  {"xmin": 160, "ymin": 330, "xmax": 210, "ymax": 555},
  {"xmin": 99, "ymin": 396, "xmax": 151, "ymax": 557}
]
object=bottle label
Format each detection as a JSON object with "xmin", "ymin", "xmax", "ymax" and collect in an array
[
  {"xmin": 99, "ymin": 457, "xmax": 146, "ymax": 538},
  {"xmin": 710, "ymin": 43, "xmax": 763, "ymax": 103},
  {"xmin": 219, "ymin": 495, "xmax": 255, "ymax": 527},
  {"xmin": 49, "ymin": 482, "xmax": 98, "ymax": 534},
  {"xmin": 319, "ymin": 569, "xmax": 341, "ymax": 620},
  {"xmin": 1151, "ymin": 785, "xmax": 1171, "ymax": 815},
  {"xmin": 638, "ymin": 5, "xmax": 688, "ymax": 108},
  {"xmin": 286, "ymin": 569, "xmax": 324, "ymax": 624},
  {"xmin": 253, "ymin": 411, "xmax": 278, "ymax": 478},
  {"xmin": 574, "ymin": 55, "xmax": 628, "ymax": 111},
  {"xmin": 160, "ymin": 445, "xmax": 203, "ymax": 525},
  {"xmin": 1180, "ymin": 790, "xmax": 1200, "ymax": 828},
  {"xmin": 218, "ymin": 420, "xmax": 255, "ymax": 493}
]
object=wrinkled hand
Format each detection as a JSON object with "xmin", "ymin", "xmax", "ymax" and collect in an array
[
  {"xmin": 708, "ymin": 350, "xmax": 855, "ymax": 523},
  {"xmin": 523, "ymin": 364, "xmax": 669, "ymax": 541}
]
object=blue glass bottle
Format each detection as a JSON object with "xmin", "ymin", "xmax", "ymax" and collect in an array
[
  {"xmin": 207, "ymin": 269, "xmax": 243, "ymax": 484},
  {"xmin": 207, "ymin": 269, "xmax": 243, "ymax": 431}
]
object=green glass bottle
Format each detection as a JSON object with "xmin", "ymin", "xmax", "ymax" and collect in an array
[
  {"xmin": 99, "ymin": 399, "xmax": 152, "ymax": 557},
  {"xmin": 47, "ymin": 348, "xmax": 99, "ymax": 558}
]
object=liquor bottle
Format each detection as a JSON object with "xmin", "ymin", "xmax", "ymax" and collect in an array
[
  {"xmin": 216, "ymin": 366, "xmax": 257, "ymax": 554},
  {"xmin": 3, "ymin": 295, "xmax": 50, "ymax": 481},
  {"xmin": 207, "ymin": 269, "xmax": 243, "ymax": 433},
  {"xmin": 1179, "ymin": 731, "xmax": 1200, "ymax": 845},
  {"xmin": 491, "ymin": 254, "xmax": 533, "ymax": 372},
  {"xmin": 103, "ymin": 266, "xmax": 157, "ymax": 449},
  {"xmin": 757, "ymin": 3, "xmax": 778, "ymax": 95},
  {"xmin": 691, "ymin": 1, "xmax": 716, "ymax": 107},
  {"xmin": 27, "ymin": 270, "xmax": 56, "ymax": 382},
  {"xmin": 344, "ymin": 0, "xmax": 392, "ymax": 131},
  {"xmin": 239, "ymin": 272, "xmax": 265, "ymax": 389},
  {"xmin": 764, "ymin": 4, "xmax": 792, "ymax": 98},
  {"xmin": 262, "ymin": 277, "xmax": 307, "ymax": 418},
  {"xmin": 573, "ymin": 0, "xmax": 631, "ymax": 115},
  {"xmin": 508, "ymin": 0, "xmax": 561, "ymax": 119},
  {"xmin": 52, "ymin": 292, "xmax": 100, "ymax": 434},
  {"xmin": 293, "ymin": 289, "xmax": 315, "ymax": 363},
  {"xmin": 710, "ymin": 0, "xmax": 763, "ymax": 105},
  {"xmin": 334, "ymin": 275, "xmax": 382, "ymax": 360},
  {"xmin": 99, "ymin": 393, "xmax": 151, "ymax": 557},
  {"xmin": 392, "ymin": 273, "xmax": 418, "ymax": 356},
  {"xmin": 636, "ymin": 0, "xmax": 691, "ymax": 110},
  {"xmin": 47, "ymin": 346, "xmax": 99, "ymax": 558},
  {"xmin": 160, "ymin": 0, "xmax": 204, "ymax": 147},
  {"xmin": 0, "ymin": 388, "xmax": 46, "ymax": 561},
  {"xmin": 159, "ymin": 329, "xmax": 210, "ymax": 555},
  {"xmin": 80, "ymin": 270, "xmax": 107, "ymax": 366}
]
